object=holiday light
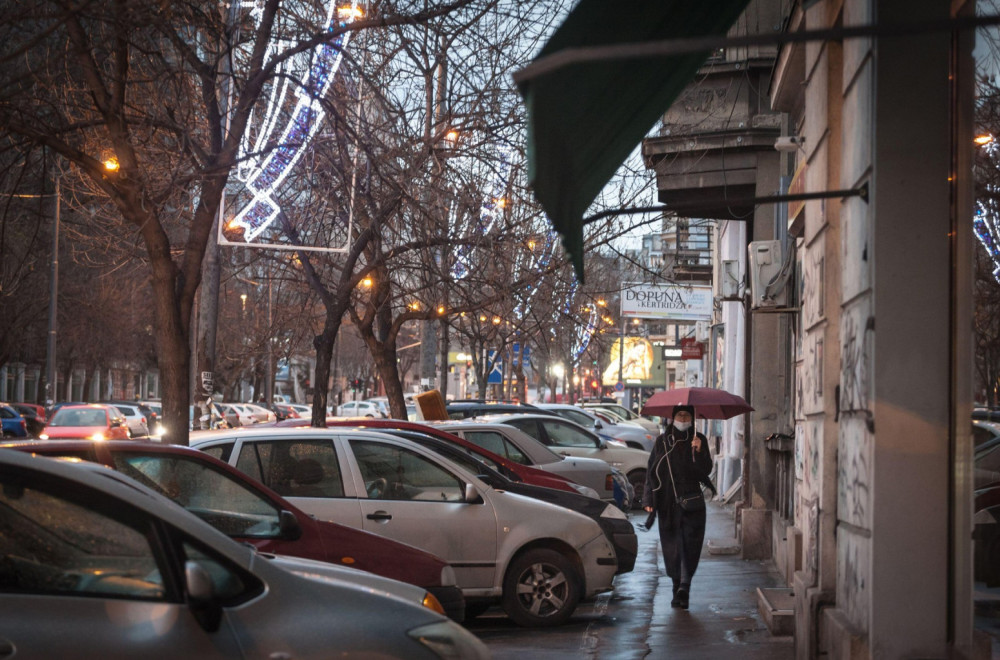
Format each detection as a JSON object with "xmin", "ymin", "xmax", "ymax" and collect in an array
[{"xmin": 229, "ymin": 2, "xmax": 361, "ymax": 243}]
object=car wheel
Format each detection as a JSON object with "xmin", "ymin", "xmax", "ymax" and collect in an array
[
  {"xmin": 501, "ymin": 548, "xmax": 581, "ymax": 627},
  {"xmin": 627, "ymin": 469, "xmax": 647, "ymax": 510}
]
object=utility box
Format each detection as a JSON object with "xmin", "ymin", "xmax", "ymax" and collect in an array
[
  {"xmin": 721, "ymin": 260, "xmax": 741, "ymax": 298},
  {"xmin": 748, "ymin": 241, "xmax": 790, "ymax": 309}
]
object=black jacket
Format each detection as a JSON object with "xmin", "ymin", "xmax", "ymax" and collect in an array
[{"xmin": 642, "ymin": 428, "xmax": 714, "ymax": 511}]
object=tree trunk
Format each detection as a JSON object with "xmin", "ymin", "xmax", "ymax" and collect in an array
[
  {"xmin": 312, "ymin": 328, "xmax": 336, "ymax": 427},
  {"xmin": 372, "ymin": 342, "xmax": 408, "ymax": 419}
]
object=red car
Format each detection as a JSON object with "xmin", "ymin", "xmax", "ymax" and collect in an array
[
  {"xmin": 40, "ymin": 403, "xmax": 129, "ymax": 440},
  {"xmin": 3, "ymin": 439, "xmax": 464, "ymax": 621},
  {"xmin": 274, "ymin": 417, "xmax": 589, "ymax": 495}
]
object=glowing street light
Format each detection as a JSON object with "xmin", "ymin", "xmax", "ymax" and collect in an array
[
  {"xmin": 103, "ymin": 156, "xmax": 120, "ymax": 172},
  {"xmin": 975, "ymin": 134, "xmax": 994, "ymax": 146}
]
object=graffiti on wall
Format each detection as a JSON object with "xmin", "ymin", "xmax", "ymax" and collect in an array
[
  {"xmin": 838, "ymin": 418, "xmax": 872, "ymax": 529},
  {"xmin": 837, "ymin": 531, "xmax": 870, "ymax": 630},
  {"xmin": 839, "ymin": 312, "xmax": 875, "ymax": 433}
]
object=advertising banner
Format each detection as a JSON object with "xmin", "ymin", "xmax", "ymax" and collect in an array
[
  {"xmin": 621, "ymin": 282, "xmax": 713, "ymax": 321},
  {"xmin": 602, "ymin": 336, "xmax": 665, "ymax": 387}
]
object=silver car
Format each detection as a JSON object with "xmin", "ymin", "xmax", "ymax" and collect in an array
[
  {"xmin": 536, "ymin": 403, "xmax": 655, "ymax": 451},
  {"xmin": 192, "ymin": 427, "xmax": 619, "ymax": 627},
  {"xmin": 0, "ymin": 449, "xmax": 489, "ymax": 660},
  {"xmin": 436, "ymin": 420, "xmax": 621, "ymax": 503},
  {"xmin": 483, "ymin": 414, "xmax": 652, "ymax": 509}
]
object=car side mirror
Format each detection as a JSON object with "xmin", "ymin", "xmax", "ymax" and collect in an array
[
  {"xmin": 594, "ymin": 421, "xmax": 603, "ymax": 430},
  {"xmin": 110, "ymin": 419, "xmax": 123, "ymax": 428},
  {"xmin": 597, "ymin": 438, "xmax": 607, "ymax": 449},
  {"xmin": 185, "ymin": 561, "xmax": 222, "ymax": 633},
  {"xmin": 279, "ymin": 510, "xmax": 302, "ymax": 540},
  {"xmin": 463, "ymin": 483, "xmax": 483, "ymax": 504}
]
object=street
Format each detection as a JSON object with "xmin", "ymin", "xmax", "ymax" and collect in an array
[{"xmin": 468, "ymin": 503, "xmax": 794, "ymax": 659}]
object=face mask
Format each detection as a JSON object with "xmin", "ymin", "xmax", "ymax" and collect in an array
[{"xmin": 673, "ymin": 420, "xmax": 692, "ymax": 432}]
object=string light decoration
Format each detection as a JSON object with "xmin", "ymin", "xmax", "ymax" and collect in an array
[
  {"xmin": 226, "ymin": 2, "xmax": 361, "ymax": 245},
  {"xmin": 976, "ymin": 198, "xmax": 1000, "ymax": 282},
  {"xmin": 451, "ymin": 148, "xmax": 515, "ymax": 280}
]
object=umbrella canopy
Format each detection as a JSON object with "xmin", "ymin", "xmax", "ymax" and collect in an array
[{"xmin": 641, "ymin": 387, "xmax": 753, "ymax": 420}]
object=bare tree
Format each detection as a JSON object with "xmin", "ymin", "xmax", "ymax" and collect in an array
[{"xmin": 0, "ymin": 0, "xmax": 474, "ymax": 442}]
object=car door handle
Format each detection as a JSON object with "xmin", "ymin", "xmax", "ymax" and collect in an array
[{"xmin": 366, "ymin": 511, "xmax": 392, "ymax": 521}]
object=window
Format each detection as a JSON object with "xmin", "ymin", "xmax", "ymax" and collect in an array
[
  {"xmin": 350, "ymin": 440, "xmax": 464, "ymax": 502},
  {"xmin": 560, "ymin": 409, "xmax": 596, "ymax": 427},
  {"xmin": 506, "ymin": 419, "xmax": 542, "ymax": 441},
  {"xmin": 462, "ymin": 431, "xmax": 530, "ymax": 465},
  {"xmin": 236, "ymin": 440, "xmax": 344, "ymax": 499},
  {"xmin": 541, "ymin": 420, "xmax": 598, "ymax": 448},
  {"xmin": 113, "ymin": 454, "xmax": 283, "ymax": 537},
  {"xmin": 0, "ymin": 474, "xmax": 166, "ymax": 600},
  {"xmin": 200, "ymin": 442, "xmax": 233, "ymax": 462}
]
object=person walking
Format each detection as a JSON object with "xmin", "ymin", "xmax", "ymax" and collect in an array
[{"xmin": 642, "ymin": 405, "xmax": 715, "ymax": 609}]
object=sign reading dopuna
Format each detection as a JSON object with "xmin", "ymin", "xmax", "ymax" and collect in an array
[{"xmin": 621, "ymin": 283, "xmax": 713, "ymax": 321}]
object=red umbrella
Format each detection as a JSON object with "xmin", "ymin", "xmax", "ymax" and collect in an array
[{"xmin": 640, "ymin": 387, "xmax": 753, "ymax": 420}]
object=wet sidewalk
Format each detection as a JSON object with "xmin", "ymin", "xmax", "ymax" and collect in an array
[
  {"xmin": 473, "ymin": 499, "xmax": 794, "ymax": 659},
  {"xmin": 593, "ymin": 500, "xmax": 795, "ymax": 659}
]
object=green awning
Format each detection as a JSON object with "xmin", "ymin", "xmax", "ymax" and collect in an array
[{"xmin": 516, "ymin": 0, "xmax": 751, "ymax": 281}]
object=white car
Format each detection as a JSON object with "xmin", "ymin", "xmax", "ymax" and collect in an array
[
  {"xmin": 108, "ymin": 403, "xmax": 149, "ymax": 438},
  {"xmin": 0, "ymin": 449, "xmax": 489, "ymax": 659},
  {"xmin": 241, "ymin": 402, "xmax": 277, "ymax": 423},
  {"xmin": 536, "ymin": 403, "xmax": 655, "ymax": 451},
  {"xmin": 485, "ymin": 413, "xmax": 651, "ymax": 509},
  {"xmin": 434, "ymin": 420, "xmax": 621, "ymax": 504},
  {"xmin": 338, "ymin": 400, "xmax": 385, "ymax": 417},
  {"xmin": 192, "ymin": 427, "xmax": 619, "ymax": 627}
]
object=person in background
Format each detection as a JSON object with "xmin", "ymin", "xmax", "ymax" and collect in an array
[{"xmin": 642, "ymin": 405, "xmax": 715, "ymax": 609}]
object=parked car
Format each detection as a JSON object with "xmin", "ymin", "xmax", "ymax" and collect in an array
[
  {"xmin": 104, "ymin": 402, "xmax": 149, "ymax": 437},
  {"xmin": 366, "ymin": 397, "xmax": 419, "ymax": 420},
  {"xmin": 438, "ymin": 420, "xmax": 623, "ymax": 504},
  {"xmin": 275, "ymin": 417, "xmax": 600, "ymax": 497},
  {"xmin": 40, "ymin": 403, "xmax": 129, "ymax": 440},
  {"xmin": 218, "ymin": 402, "xmax": 255, "ymax": 427},
  {"xmin": 189, "ymin": 402, "xmax": 231, "ymax": 431},
  {"xmin": 0, "ymin": 448, "xmax": 487, "ymax": 659},
  {"xmin": 0, "ymin": 403, "xmax": 28, "ymax": 438},
  {"xmin": 11, "ymin": 403, "xmax": 46, "ymax": 436},
  {"xmin": 357, "ymin": 426, "xmax": 638, "ymax": 578},
  {"xmin": 241, "ymin": 402, "xmax": 277, "ymax": 423},
  {"xmin": 445, "ymin": 400, "xmax": 555, "ymax": 419},
  {"xmin": 482, "ymin": 413, "xmax": 651, "ymax": 509},
  {"xmin": 338, "ymin": 400, "xmax": 385, "ymax": 417},
  {"xmin": 272, "ymin": 403, "xmax": 301, "ymax": 421},
  {"xmin": 581, "ymin": 402, "xmax": 662, "ymax": 434},
  {"xmin": 3, "ymin": 438, "xmax": 465, "ymax": 621},
  {"xmin": 192, "ymin": 427, "xmax": 619, "ymax": 627},
  {"xmin": 537, "ymin": 403, "xmax": 655, "ymax": 451}
]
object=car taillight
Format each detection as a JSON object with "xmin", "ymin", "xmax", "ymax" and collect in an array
[
  {"xmin": 141, "ymin": 416, "xmax": 146, "ymax": 424},
  {"xmin": 605, "ymin": 474, "xmax": 614, "ymax": 491},
  {"xmin": 19, "ymin": 420, "xmax": 26, "ymax": 431}
]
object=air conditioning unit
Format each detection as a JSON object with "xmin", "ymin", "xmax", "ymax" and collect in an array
[
  {"xmin": 721, "ymin": 260, "xmax": 741, "ymax": 298},
  {"xmin": 694, "ymin": 321, "xmax": 710, "ymax": 342},
  {"xmin": 749, "ymin": 240, "xmax": 791, "ymax": 309}
]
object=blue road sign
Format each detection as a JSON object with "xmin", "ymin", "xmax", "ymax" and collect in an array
[
  {"xmin": 614, "ymin": 381, "xmax": 625, "ymax": 392},
  {"xmin": 487, "ymin": 350, "xmax": 503, "ymax": 384}
]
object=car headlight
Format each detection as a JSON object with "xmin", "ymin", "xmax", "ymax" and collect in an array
[
  {"xmin": 39, "ymin": 433, "xmax": 49, "ymax": 440},
  {"xmin": 90, "ymin": 432, "xmax": 106, "ymax": 441},
  {"xmin": 610, "ymin": 461, "xmax": 624, "ymax": 469},
  {"xmin": 569, "ymin": 483, "xmax": 601, "ymax": 499},
  {"xmin": 600, "ymin": 503, "xmax": 628, "ymax": 520},
  {"xmin": 408, "ymin": 621, "xmax": 489, "ymax": 660}
]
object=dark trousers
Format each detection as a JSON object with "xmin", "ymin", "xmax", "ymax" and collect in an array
[{"xmin": 657, "ymin": 503, "xmax": 707, "ymax": 586}]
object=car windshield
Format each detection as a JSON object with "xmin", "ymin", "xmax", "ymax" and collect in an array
[{"xmin": 51, "ymin": 409, "xmax": 106, "ymax": 427}]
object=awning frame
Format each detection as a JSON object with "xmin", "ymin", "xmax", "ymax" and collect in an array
[{"xmin": 583, "ymin": 183, "xmax": 869, "ymax": 225}]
